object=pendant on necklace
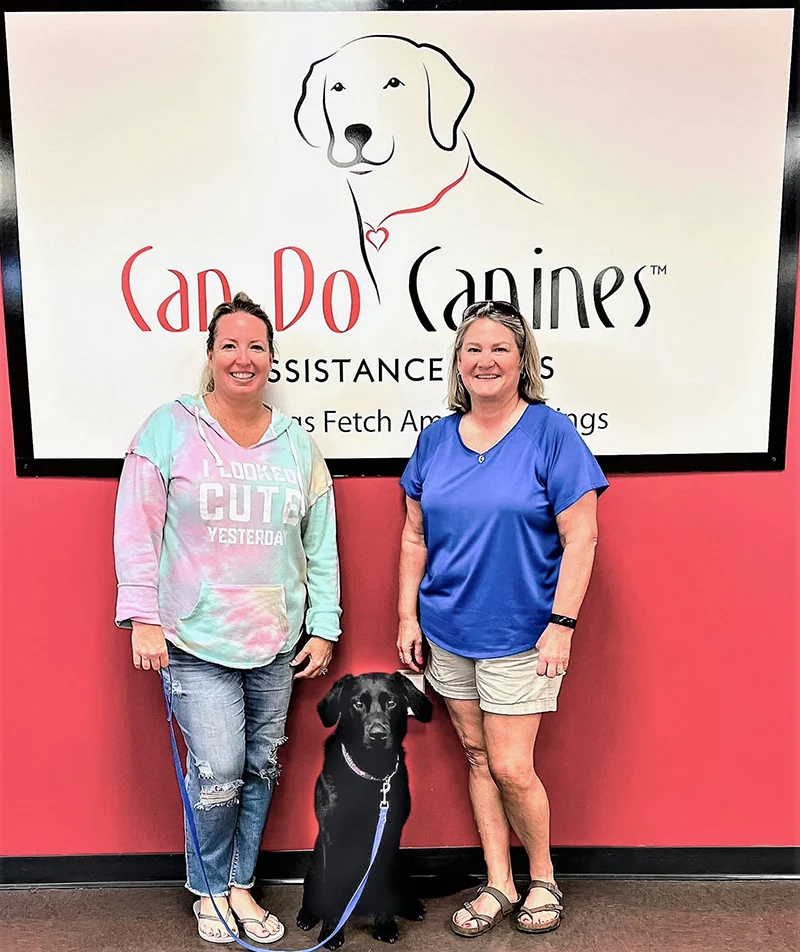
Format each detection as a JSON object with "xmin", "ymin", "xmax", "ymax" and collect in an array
[{"xmin": 478, "ymin": 454, "xmax": 485, "ymax": 463}]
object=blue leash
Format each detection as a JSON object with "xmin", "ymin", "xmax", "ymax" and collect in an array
[{"xmin": 161, "ymin": 668, "xmax": 389, "ymax": 951}]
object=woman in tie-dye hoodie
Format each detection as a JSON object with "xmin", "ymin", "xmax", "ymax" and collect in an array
[{"xmin": 114, "ymin": 293, "xmax": 340, "ymax": 944}]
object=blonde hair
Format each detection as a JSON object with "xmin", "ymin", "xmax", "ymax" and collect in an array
[
  {"xmin": 447, "ymin": 301, "xmax": 545, "ymax": 413},
  {"xmin": 199, "ymin": 292, "xmax": 275, "ymax": 395}
]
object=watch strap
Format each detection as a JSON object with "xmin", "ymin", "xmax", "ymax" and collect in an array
[{"xmin": 549, "ymin": 613, "xmax": 577, "ymax": 629}]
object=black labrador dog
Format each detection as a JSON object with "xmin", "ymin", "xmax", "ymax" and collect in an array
[{"xmin": 297, "ymin": 672, "xmax": 433, "ymax": 949}]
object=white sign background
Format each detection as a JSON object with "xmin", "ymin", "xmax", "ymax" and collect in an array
[{"xmin": 2, "ymin": 7, "xmax": 795, "ymax": 469}]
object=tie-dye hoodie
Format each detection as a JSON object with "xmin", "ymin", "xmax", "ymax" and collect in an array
[{"xmin": 114, "ymin": 395, "xmax": 341, "ymax": 668}]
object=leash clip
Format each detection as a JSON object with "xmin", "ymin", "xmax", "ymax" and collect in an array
[{"xmin": 380, "ymin": 776, "xmax": 392, "ymax": 810}]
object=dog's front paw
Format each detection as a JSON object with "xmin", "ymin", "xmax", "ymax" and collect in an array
[
  {"xmin": 296, "ymin": 906, "xmax": 319, "ymax": 931},
  {"xmin": 400, "ymin": 897, "xmax": 425, "ymax": 921},
  {"xmin": 321, "ymin": 920, "xmax": 345, "ymax": 950},
  {"xmin": 373, "ymin": 915, "xmax": 400, "ymax": 944}
]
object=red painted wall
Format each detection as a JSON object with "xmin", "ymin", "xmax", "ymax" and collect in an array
[{"xmin": 1, "ymin": 282, "xmax": 798, "ymax": 858}]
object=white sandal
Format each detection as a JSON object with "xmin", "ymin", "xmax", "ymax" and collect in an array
[
  {"xmin": 193, "ymin": 900, "xmax": 239, "ymax": 944},
  {"xmin": 234, "ymin": 909, "xmax": 286, "ymax": 944}
]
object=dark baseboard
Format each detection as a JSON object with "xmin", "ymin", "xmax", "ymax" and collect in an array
[{"xmin": 2, "ymin": 847, "xmax": 798, "ymax": 889}]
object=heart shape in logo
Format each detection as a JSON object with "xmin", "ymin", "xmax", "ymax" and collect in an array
[{"xmin": 365, "ymin": 227, "xmax": 389, "ymax": 251}]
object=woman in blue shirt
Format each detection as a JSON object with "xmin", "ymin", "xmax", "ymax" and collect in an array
[{"xmin": 398, "ymin": 300, "xmax": 607, "ymax": 937}]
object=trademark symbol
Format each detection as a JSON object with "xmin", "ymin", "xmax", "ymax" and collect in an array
[{"xmin": 651, "ymin": 265, "xmax": 667, "ymax": 275}]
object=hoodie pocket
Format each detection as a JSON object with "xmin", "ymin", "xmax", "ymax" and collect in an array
[{"xmin": 177, "ymin": 583, "xmax": 290, "ymax": 664}]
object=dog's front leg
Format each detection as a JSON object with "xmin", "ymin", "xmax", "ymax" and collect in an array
[
  {"xmin": 297, "ymin": 906, "xmax": 320, "ymax": 931},
  {"xmin": 397, "ymin": 893, "xmax": 426, "ymax": 922},
  {"xmin": 320, "ymin": 918, "xmax": 345, "ymax": 951},
  {"xmin": 372, "ymin": 913, "xmax": 400, "ymax": 944}
]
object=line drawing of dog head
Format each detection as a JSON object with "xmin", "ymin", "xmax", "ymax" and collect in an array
[
  {"xmin": 295, "ymin": 34, "xmax": 474, "ymax": 172},
  {"xmin": 294, "ymin": 34, "xmax": 539, "ymax": 305},
  {"xmin": 318, "ymin": 672, "xmax": 433, "ymax": 751}
]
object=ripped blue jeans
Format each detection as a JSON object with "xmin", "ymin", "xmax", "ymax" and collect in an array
[{"xmin": 163, "ymin": 644, "xmax": 294, "ymax": 897}]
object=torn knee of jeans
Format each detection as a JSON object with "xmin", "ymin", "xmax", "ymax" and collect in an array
[
  {"xmin": 259, "ymin": 736, "xmax": 288, "ymax": 786},
  {"xmin": 195, "ymin": 780, "xmax": 243, "ymax": 811}
]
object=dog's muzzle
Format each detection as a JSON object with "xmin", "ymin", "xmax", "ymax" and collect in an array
[
  {"xmin": 365, "ymin": 722, "xmax": 390, "ymax": 747},
  {"xmin": 327, "ymin": 124, "xmax": 395, "ymax": 169}
]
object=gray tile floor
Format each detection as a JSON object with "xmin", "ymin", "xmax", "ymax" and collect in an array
[{"xmin": 2, "ymin": 881, "xmax": 798, "ymax": 952}]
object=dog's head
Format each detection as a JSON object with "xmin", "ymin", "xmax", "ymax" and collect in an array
[
  {"xmin": 318, "ymin": 672, "xmax": 433, "ymax": 751},
  {"xmin": 294, "ymin": 34, "xmax": 474, "ymax": 172}
]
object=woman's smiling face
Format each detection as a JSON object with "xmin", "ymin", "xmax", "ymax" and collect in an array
[
  {"xmin": 207, "ymin": 312, "xmax": 272, "ymax": 400},
  {"xmin": 457, "ymin": 318, "xmax": 522, "ymax": 404}
]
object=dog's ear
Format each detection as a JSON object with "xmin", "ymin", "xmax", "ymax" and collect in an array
[
  {"xmin": 318, "ymin": 674, "xmax": 353, "ymax": 728},
  {"xmin": 295, "ymin": 55, "xmax": 331, "ymax": 148},
  {"xmin": 419, "ymin": 43, "xmax": 474, "ymax": 151},
  {"xmin": 394, "ymin": 673, "xmax": 434, "ymax": 723}
]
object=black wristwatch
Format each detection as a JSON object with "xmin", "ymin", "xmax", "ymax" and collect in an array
[{"xmin": 548, "ymin": 613, "xmax": 577, "ymax": 630}]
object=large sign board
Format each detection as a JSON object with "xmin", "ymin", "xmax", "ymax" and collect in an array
[{"xmin": 1, "ymin": 4, "xmax": 797, "ymax": 476}]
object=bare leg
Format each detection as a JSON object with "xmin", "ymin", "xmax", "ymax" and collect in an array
[
  {"xmin": 444, "ymin": 699, "xmax": 520, "ymax": 931},
  {"xmin": 483, "ymin": 712, "xmax": 559, "ymax": 927}
]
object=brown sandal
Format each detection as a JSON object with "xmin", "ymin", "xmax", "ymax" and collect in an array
[
  {"xmin": 517, "ymin": 880, "xmax": 563, "ymax": 934},
  {"xmin": 451, "ymin": 884, "xmax": 520, "ymax": 937}
]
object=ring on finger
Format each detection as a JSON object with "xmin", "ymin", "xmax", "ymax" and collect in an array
[{"xmin": 320, "ymin": 667, "xmax": 329, "ymax": 675}]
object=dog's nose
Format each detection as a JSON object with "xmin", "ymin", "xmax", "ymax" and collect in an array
[
  {"xmin": 344, "ymin": 123, "xmax": 373, "ymax": 152},
  {"xmin": 368, "ymin": 724, "xmax": 388, "ymax": 740}
]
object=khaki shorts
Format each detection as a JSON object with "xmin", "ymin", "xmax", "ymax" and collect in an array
[{"xmin": 425, "ymin": 640, "xmax": 563, "ymax": 715}]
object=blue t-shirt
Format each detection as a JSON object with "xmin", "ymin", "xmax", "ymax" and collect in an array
[{"xmin": 400, "ymin": 403, "xmax": 608, "ymax": 660}]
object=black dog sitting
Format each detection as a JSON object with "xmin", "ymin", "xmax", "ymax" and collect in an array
[{"xmin": 297, "ymin": 672, "xmax": 433, "ymax": 949}]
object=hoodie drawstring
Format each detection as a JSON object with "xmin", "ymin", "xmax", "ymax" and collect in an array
[
  {"xmin": 193, "ymin": 406, "xmax": 224, "ymax": 468},
  {"xmin": 194, "ymin": 403, "xmax": 308, "ymax": 521}
]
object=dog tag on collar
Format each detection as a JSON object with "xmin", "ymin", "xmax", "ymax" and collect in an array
[{"xmin": 478, "ymin": 454, "xmax": 485, "ymax": 463}]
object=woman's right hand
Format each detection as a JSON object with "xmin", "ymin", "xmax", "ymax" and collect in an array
[
  {"xmin": 131, "ymin": 623, "xmax": 169, "ymax": 671},
  {"xmin": 398, "ymin": 617, "xmax": 424, "ymax": 673}
]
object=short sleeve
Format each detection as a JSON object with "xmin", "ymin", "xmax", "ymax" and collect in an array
[
  {"xmin": 541, "ymin": 416, "xmax": 609, "ymax": 516},
  {"xmin": 399, "ymin": 440, "xmax": 424, "ymax": 500}
]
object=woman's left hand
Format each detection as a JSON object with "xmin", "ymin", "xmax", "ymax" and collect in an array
[
  {"xmin": 536, "ymin": 624, "xmax": 573, "ymax": 678},
  {"xmin": 291, "ymin": 636, "xmax": 334, "ymax": 679}
]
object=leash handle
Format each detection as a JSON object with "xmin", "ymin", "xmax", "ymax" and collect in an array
[{"xmin": 161, "ymin": 668, "xmax": 389, "ymax": 952}]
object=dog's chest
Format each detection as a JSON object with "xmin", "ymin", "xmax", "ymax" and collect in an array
[{"xmin": 322, "ymin": 775, "xmax": 404, "ymax": 840}]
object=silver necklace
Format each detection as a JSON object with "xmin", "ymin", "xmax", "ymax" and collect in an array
[{"xmin": 466, "ymin": 399, "xmax": 523, "ymax": 463}]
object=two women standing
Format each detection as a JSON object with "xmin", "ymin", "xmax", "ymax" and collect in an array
[{"xmin": 115, "ymin": 294, "xmax": 606, "ymax": 942}]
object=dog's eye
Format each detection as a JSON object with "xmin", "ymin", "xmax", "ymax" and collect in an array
[
  {"xmin": 383, "ymin": 77, "xmax": 405, "ymax": 90},
  {"xmin": 385, "ymin": 699, "xmax": 397, "ymax": 709},
  {"xmin": 352, "ymin": 699, "xmax": 364, "ymax": 709},
  {"xmin": 331, "ymin": 82, "xmax": 345, "ymax": 92}
]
